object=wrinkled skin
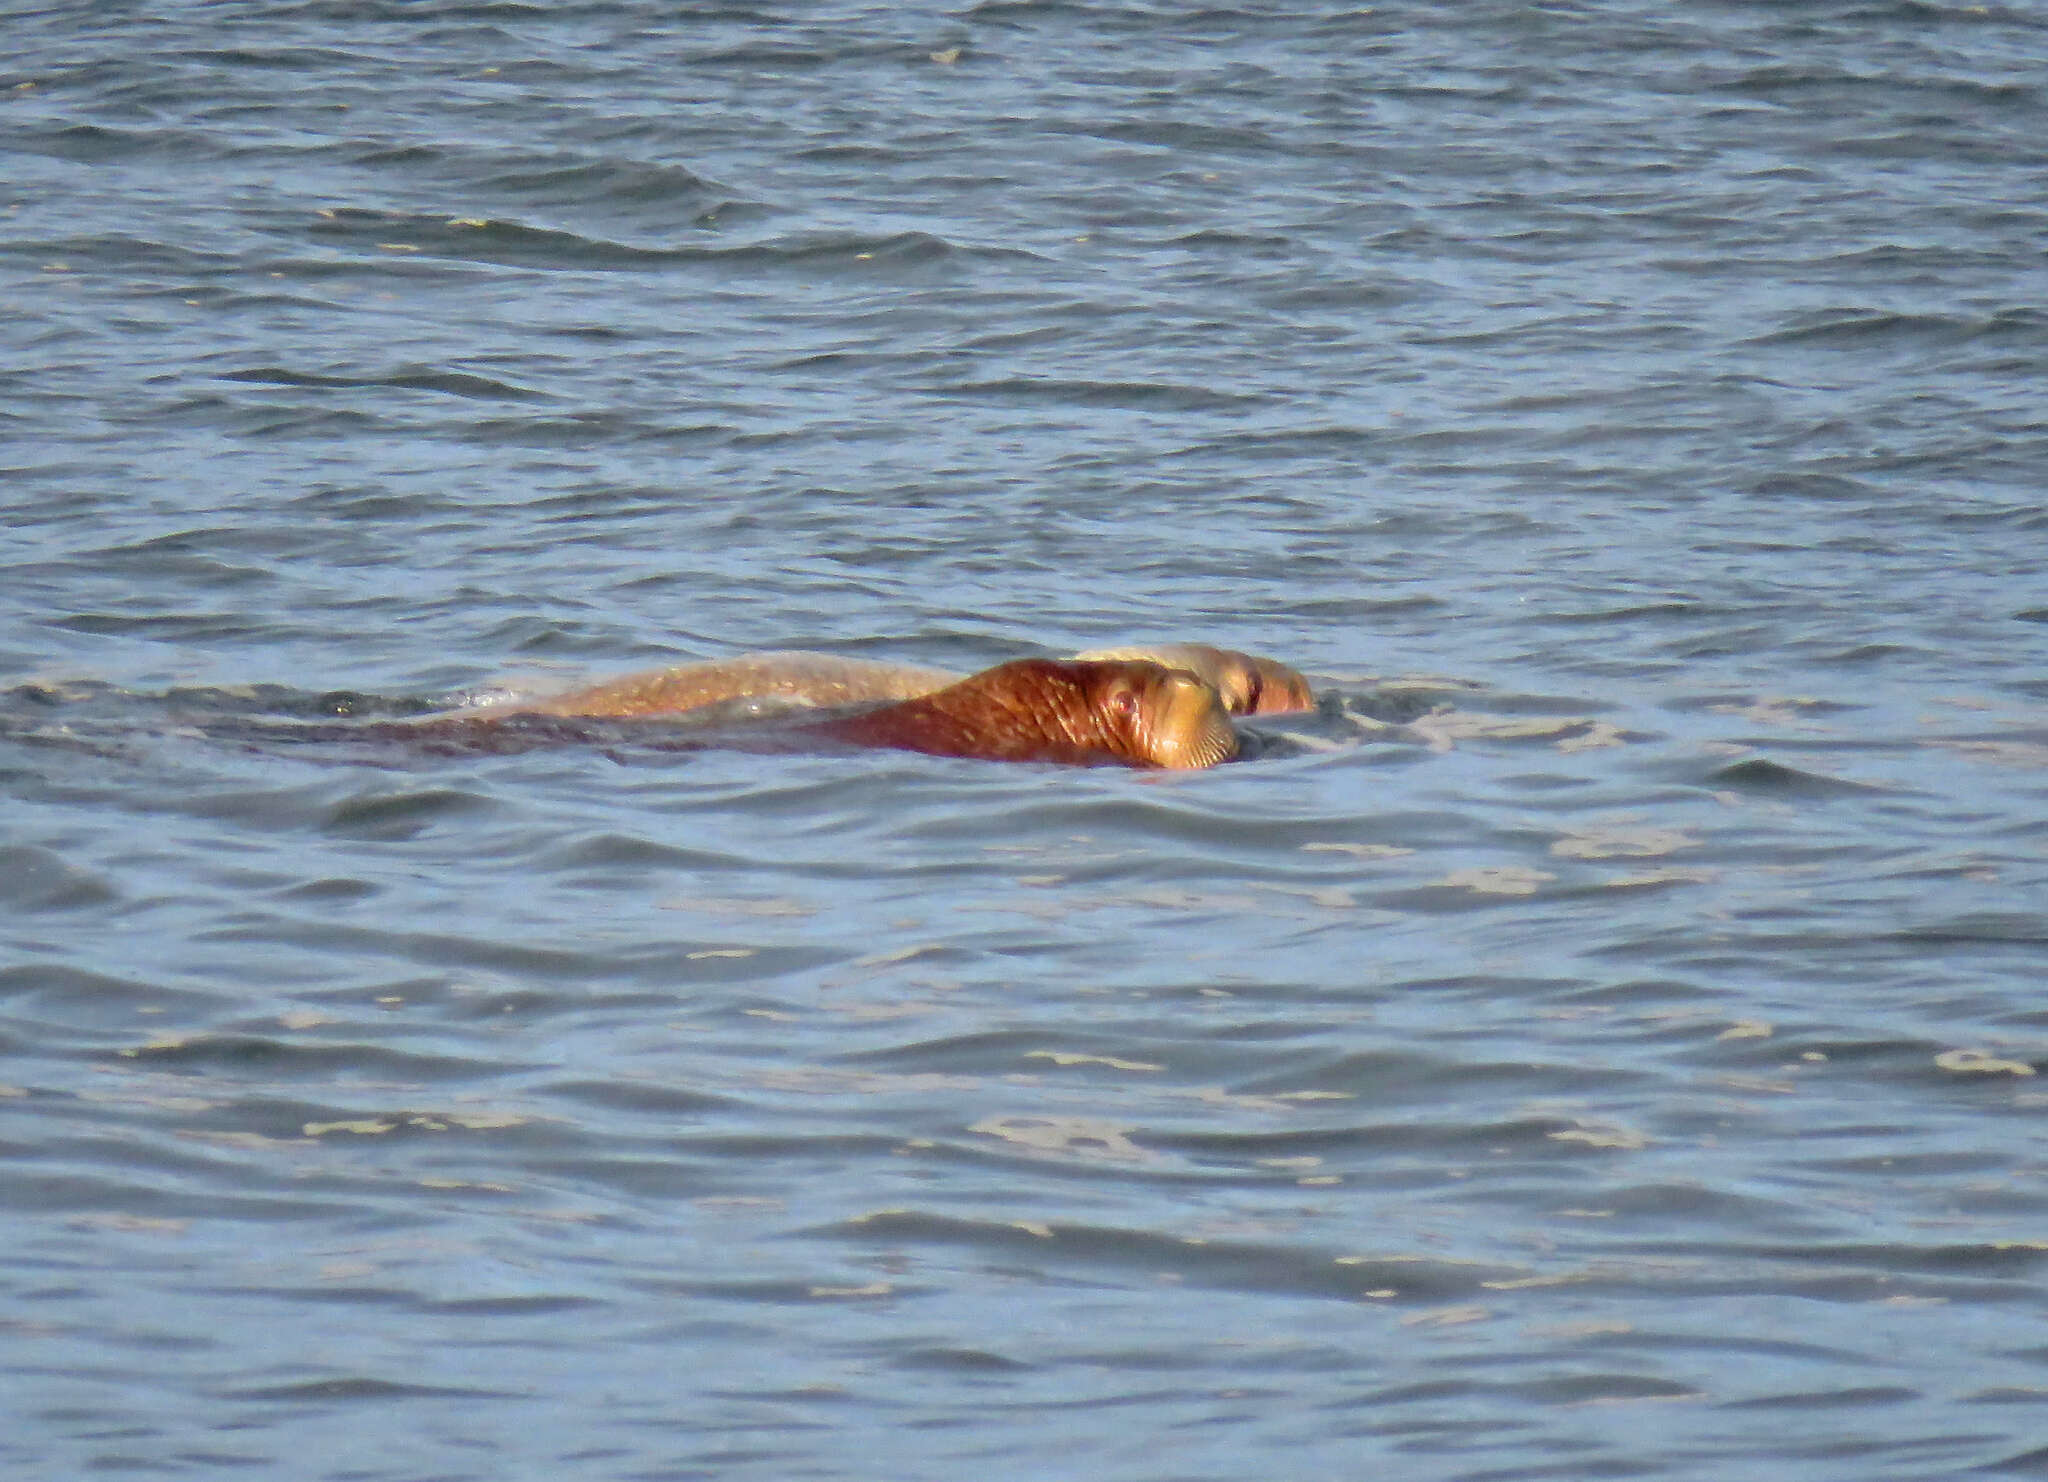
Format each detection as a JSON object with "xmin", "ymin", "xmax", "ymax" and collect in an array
[
  {"xmin": 522, "ymin": 643, "xmax": 1312, "ymax": 721},
  {"xmin": 800, "ymin": 657, "xmax": 1238, "ymax": 770}
]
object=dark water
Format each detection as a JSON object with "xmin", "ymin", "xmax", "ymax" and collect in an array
[{"xmin": 5, "ymin": 2, "xmax": 2047, "ymax": 1477}]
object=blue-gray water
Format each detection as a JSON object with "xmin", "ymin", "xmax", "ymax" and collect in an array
[{"xmin": 4, "ymin": 3, "xmax": 2047, "ymax": 1478}]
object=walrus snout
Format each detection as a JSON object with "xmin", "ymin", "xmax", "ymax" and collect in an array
[{"xmin": 1145, "ymin": 668, "xmax": 1239, "ymax": 770}]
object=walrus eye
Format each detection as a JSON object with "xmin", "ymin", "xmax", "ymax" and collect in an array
[{"xmin": 1109, "ymin": 687, "xmax": 1140, "ymax": 722}]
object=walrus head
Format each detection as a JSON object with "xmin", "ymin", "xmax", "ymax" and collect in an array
[
  {"xmin": 1073, "ymin": 643, "xmax": 1314, "ymax": 716},
  {"xmin": 810, "ymin": 657, "xmax": 1239, "ymax": 769}
]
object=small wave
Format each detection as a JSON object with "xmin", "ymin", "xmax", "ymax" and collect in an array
[
  {"xmin": 7, "ymin": 121, "xmax": 221, "ymax": 165},
  {"xmin": 829, "ymin": 1208, "xmax": 1521, "ymax": 1305},
  {"xmin": 1712, "ymin": 59, "xmax": 2039, "ymax": 111},
  {"xmin": 267, "ymin": 0, "xmax": 555, "ymax": 20},
  {"xmin": 471, "ymin": 156, "xmax": 721, "ymax": 208},
  {"xmin": 0, "ymin": 844, "xmax": 121, "ymax": 911},
  {"xmin": 323, "ymin": 785, "xmax": 497, "ymax": 839},
  {"xmin": 1704, "ymin": 758, "xmax": 1890, "ymax": 796},
  {"xmin": 1539, "ymin": 600, "xmax": 1721, "ymax": 626},
  {"xmin": 299, "ymin": 207, "xmax": 1011, "ymax": 276},
  {"xmin": 128, "ymin": 393, "xmax": 391, "ymax": 438},
  {"xmin": 921, "ymin": 376, "xmax": 1274, "ymax": 412},
  {"xmin": 48, "ymin": 609, "xmax": 277, "ymax": 642},
  {"xmin": 1745, "ymin": 472, "xmax": 1881, "ymax": 501},
  {"xmin": 219, "ymin": 364, "xmax": 551, "ymax": 403},
  {"xmin": 1092, "ymin": 119, "xmax": 1283, "ymax": 155},
  {"xmin": 0, "ymin": 232, "xmax": 233, "ymax": 274},
  {"xmin": 107, "ymin": 1031, "xmax": 512, "ymax": 1083},
  {"xmin": 1750, "ymin": 307, "xmax": 2048, "ymax": 350},
  {"xmin": 222, "ymin": 1376, "xmax": 520, "ymax": 1402}
]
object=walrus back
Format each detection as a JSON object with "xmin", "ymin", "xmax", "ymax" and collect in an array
[
  {"xmin": 799, "ymin": 660, "xmax": 1138, "ymax": 767},
  {"xmin": 528, "ymin": 652, "xmax": 963, "ymax": 718}
]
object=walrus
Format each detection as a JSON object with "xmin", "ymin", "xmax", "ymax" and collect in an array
[
  {"xmin": 523, "ymin": 643, "xmax": 1311, "ymax": 721},
  {"xmin": 203, "ymin": 658, "xmax": 1240, "ymax": 770}
]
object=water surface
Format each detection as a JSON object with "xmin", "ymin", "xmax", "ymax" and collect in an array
[{"xmin": 4, "ymin": 3, "xmax": 2047, "ymax": 1478}]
